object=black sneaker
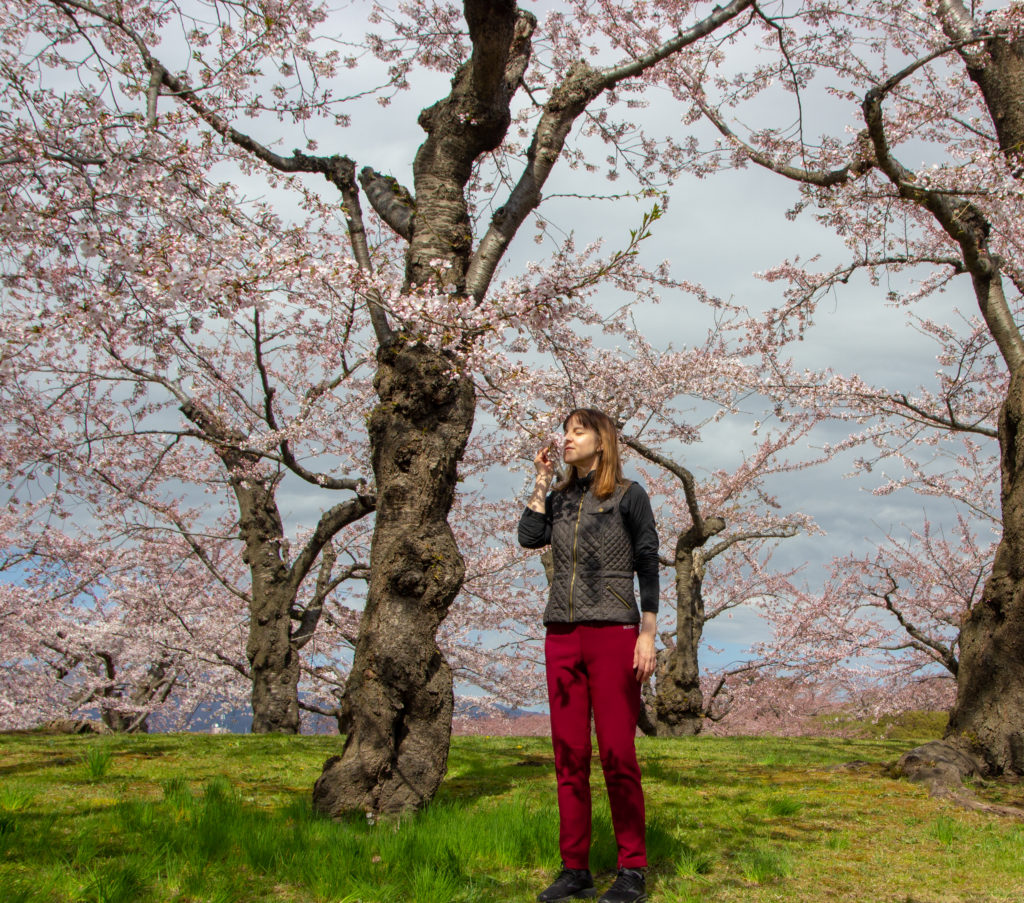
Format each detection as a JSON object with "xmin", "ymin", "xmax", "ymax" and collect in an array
[
  {"xmin": 537, "ymin": 865, "xmax": 597, "ymax": 901},
  {"xmin": 598, "ymin": 867, "xmax": 647, "ymax": 903}
]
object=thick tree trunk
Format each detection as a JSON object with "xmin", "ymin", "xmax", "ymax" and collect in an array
[
  {"xmin": 961, "ymin": 36, "xmax": 1024, "ymax": 175},
  {"xmin": 890, "ymin": 14, "xmax": 1024, "ymax": 781},
  {"xmin": 945, "ymin": 371, "xmax": 1024, "ymax": 773},
  {"xmin": 313, "ymin": 342, "xmax": 474, "ymax": 815},
  {"xmin": 314, "ymin": 1, "xmax": 523, "ymax": 816},
  {"xmin": 237, "ymin": 481, "xmax": 303, "ymax": 734},
  {"xmin": 860, "ymin": 19, "xmax": 1024, "ymax": 786},
  {"xmin": 248, "ymin": 585, "xmax": 302, "ymax": 734},
  {"xmin": 653, "ymin": 542, "xmax": 706, "ymax": 736}
]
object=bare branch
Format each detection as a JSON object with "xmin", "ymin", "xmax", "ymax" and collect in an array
[
  {"xmin": 299, "ymin": 698, "xmax": 343, "ymax": 718},
  {"xmin": 358, "ymin": 167, "xmax": 414, "ymax": 241},
  {"xmin": 935, "ymin": 0, "xmax": 979, "ymax": 43},
  {"xmin": 287, "ymin": 496, "xmax": 375, "ymax": 593},
  {"xmin": 704, "ymin": 525, "xmax": 800, "ymax": 561}
]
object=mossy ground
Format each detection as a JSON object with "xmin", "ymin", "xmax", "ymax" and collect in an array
[{"xmin": 1, "ymin": 719, "xmax": 1021, "ymax": 902}]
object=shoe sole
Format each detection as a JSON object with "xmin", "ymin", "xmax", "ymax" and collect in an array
[{"xmin": 540, "ymin": 891, "xmax": 597, "ymax": 902}]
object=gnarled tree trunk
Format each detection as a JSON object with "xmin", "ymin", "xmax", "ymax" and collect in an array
[
  {"xmin": 239, "ymin": 479, "xmax": 302, "ymax": 734},
  {"xmin": 314, "ymin": 343, "xmax": 474, "ymax": 814},
  {"xmin": 180, "ymin": 400, "xmax": 373, "ymax": 735},
  {"xmin": 312, "ymin": 0, "xmax": 757, "ymax": 814},
  {"xmin": 180, "ymin": 398, "xmax": 307, "ymax": 735},
  {"xmin": 314, "ymin": 0, "xmax": 525, "ymax": 817},
  {"xmin": 646, "ymin": 518, "xmax": 725, "ymax": 736},
  {"xmin": 945, "ymin": 370, "xmax": 1024, "ymax": 773},
  {"xmin": 885, "ymin": 5, "xmax": 1024, "ymax": 786},
  {"xmin": 652, "ymin": 538, "xmax": 707, "ymax": 736},
  {"xmin": 903, "ymin": 6, "xmax": 1024, "ymax": 781}
]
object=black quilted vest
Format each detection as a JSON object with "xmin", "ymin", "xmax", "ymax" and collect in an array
[{"xmin": 544, "ymin": 478, "xmax": 640, "ymax": 625}]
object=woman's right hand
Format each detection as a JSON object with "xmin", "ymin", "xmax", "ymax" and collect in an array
[
  {"xmin": 533, "ymin": 443, "xmax": 556, "ymax": 485},
  {"xmin": 527, "ymin": 443, "xmax": 556, "ymax": 513}
]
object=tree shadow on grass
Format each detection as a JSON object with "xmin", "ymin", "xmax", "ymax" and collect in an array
[{"xmin": 440, "ymin": 744, "xmax": 555, "ymax": 802}]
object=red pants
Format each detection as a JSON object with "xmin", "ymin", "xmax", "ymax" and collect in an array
[{"xmin": 545, "ymin": 621, "xmax": 646, "ymax": 870}]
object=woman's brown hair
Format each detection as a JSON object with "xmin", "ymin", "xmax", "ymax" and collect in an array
[{"xmin": 554, "ymin": 407, "xmax": 624, "ymax": 500}]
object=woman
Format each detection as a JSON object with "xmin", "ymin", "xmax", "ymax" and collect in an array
[{"xmin": 519, "ymin": 408, "xmax": 658, "ymax": 903}]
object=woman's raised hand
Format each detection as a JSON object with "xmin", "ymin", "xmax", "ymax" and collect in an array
[
  {"xmin": 534, "ymin": 443, "xmax": 556, "ymax": 485},
  {"xmin": 526, "ymin": 442, "xmax": 557, "ymax": 514}
]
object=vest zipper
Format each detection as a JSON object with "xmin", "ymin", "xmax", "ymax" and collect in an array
[
  {"xmin": 568, "ymin": 489, "xmax": 586, "ymax": 622},
  {"xmin": 607, "ymin": 585, "xmax": 633, "ymax": 610}
]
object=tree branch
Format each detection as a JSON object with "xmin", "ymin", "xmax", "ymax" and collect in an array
[
  {"xmin": 292, "ymin": 540, "xmax": 336, "ymax": 650},
  {"xmin": 358, "ymin": 167, "xmax": 414, "ymax": 241},
  {"xmin": 690, "ymin": 88, "xmax": 874, "ymax": 186},
  {"xmin": 704, "ymin": 525, "xmax": 799, "ymax": 561},
  {"xmin": 334, "ymin": 159, "xmax": 395, "ymax": 347},
  {"xmin": 287, "ymin": 496, "xmax": 375, "ymax": 593},
  {"xmin": 887, "ymin": 392, "xmax": 998, "ymax": 438},
  {"xmin": 875, "ymin": 570, "xmax": 959, "ymax": 676},
  {"xmin": 49, "ymin": 1, "xmax": 370, "ymax": 199},
  {"xmin": 600, "ymin": 0, "xmax": 757, "ymax": 85},
  {"xmin": 146, "ymin": 61, "xmax": 164, "ymax": 126},
  {"xmin": 465, "ymin": 0, "xmax": 756, "ymax": 300},
  {"xmin": 863, "ymin": 69, "xmax": 1024, "ymax": 374},
  {"xmin": 622, "ymin": 434, "xmax": 704, "ymax": 529},
  {"xmin": 169, "ymin": 514, "xmax": 252, "ymax": 604}
]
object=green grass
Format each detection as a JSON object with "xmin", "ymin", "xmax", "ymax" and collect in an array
[
  {"xmin": 81, "ymin": 742, "xmax": 114, "ymax": 780},
  {"xmin": 812, "ymin": 708, "xmax": 950, "ymax": 740},
  {"xmin": 1, "ymin": 725, "xmax": 1023, "ymax": 901}
]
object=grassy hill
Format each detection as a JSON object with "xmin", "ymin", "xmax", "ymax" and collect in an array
[{"xmin": 1, "ymin": 720, "xmax": 1021, "ymax": 902}]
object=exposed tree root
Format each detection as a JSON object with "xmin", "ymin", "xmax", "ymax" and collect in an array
[
  {"xmin": 39, "ymin": 719, "xmax": 110, "ymax": 735},
  {"xmin": 891, "ymin": 740, "xmax": 1024, "ymax": 819}
]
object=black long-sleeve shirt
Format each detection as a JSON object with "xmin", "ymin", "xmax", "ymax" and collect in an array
[{"xmin": 518, "ymin": 478, "xmax": 660, "ymax": 613}]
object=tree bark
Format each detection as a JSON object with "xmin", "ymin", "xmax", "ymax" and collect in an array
[
  {"xmin": 903, "ymin": 6, "xmax": 1024, "ymax": 777},
  {"xmin": 314, "ymin": 0, "xmax": 525, "ymax": 817},
  {"xmin": 937, "ymin": 1, "xmax": 1024, "ymax": 173},
  {"xmin": 653, "ymin": 538, "xmax": 707, "ymax": 736},
  {"xmin": 177, "ymin": 398, "xmax": 373, "ymax": 734},
  {"xmin": 313, "ymin": 342, "xmax": 474, "ymax": 814},
  {"xmin": 945, "ymin": 370, "xmax": 1024, "ymax": 773},
  {"xmin": 648, "ymin": 518, "xmax": 725, "ymax": 736},
  {"xmin": 237, "ymin": 477, "xmax": 304, "ymax": 734},
  {"xmin": 866, "ymin": 12, "xmax": 1024, "ymax": 781}
]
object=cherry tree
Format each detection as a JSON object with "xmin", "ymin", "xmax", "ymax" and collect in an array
[
  {"xmin": 676, "ymin": 0, "xmax": 1024, "ymax": 777},
  {"xmin": 0, "ymin": 106, "xmax": 379, "ymax": 735},
  {"xmin": 745, "ymin": 319, "xmax": 1003, "ymax": 724},
  {"xmin": 0, "ymin": 517, "xmax": 252, "ymax": 732},
  {"xmin": 754, "ymin": 511, "xmax": 994, "ymax": 718},
  {"xmin": 2, "ymin": 0, "xmax": 775, "ymax": 816},
  {"xmin": 482, "ymin": 296, "xmax": 825, "ymax": 735}
]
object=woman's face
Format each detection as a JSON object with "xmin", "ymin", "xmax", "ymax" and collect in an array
[{"xmin": 563, "ymin": 416, "xmax": 601, "ymax": 471}]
